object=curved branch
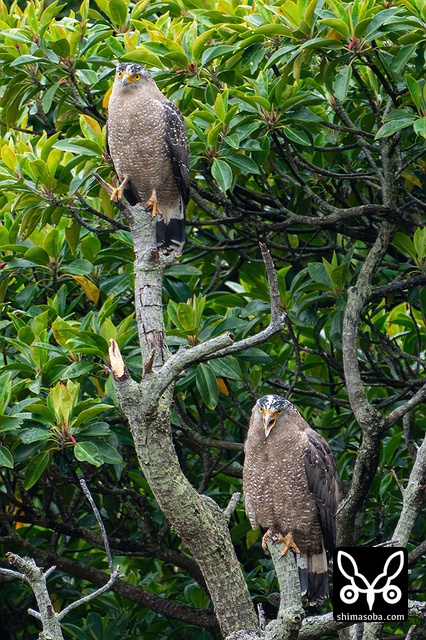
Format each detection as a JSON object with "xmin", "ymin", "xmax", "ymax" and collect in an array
[
  {"xmin": 153, "ymin": 243, "xmax": 285, "ymax": 398},
  {"xmin": 384, "ymin": 382, "xmax": 426, "ymax": 429},
  {"xmin": 338, "ymin": 220, "xmax": 396, "ymax": 545},
  {"xmin": 392, "ymin": 434, "xmax": 426, "ymax": 547}
]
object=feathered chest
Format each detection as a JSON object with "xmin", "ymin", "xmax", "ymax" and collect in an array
[{"xmin": 108, "ymin": 92, "xmax": 165, "ymax": 140}]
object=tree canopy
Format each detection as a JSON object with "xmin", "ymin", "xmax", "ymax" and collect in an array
[{"xmin": 0, "ymin": 0, "xmax": 425, "ymax": 638}]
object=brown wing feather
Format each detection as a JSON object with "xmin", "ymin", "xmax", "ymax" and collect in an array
[
  {"xmin": 162, "ymin": 101, "xmax": 190, "ymax": 206},
  {"xmin": 304, "ymin": 429, "xmax": 339, "ymax": 556}
]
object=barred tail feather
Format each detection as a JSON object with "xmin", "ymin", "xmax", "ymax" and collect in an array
[
  {"xmin": 156, "ymin": 217, "xmax": 185, "ymax": 254},
  {"xmin": 166, "ymin": 216, "xmax": 185, "ymax": 249},
  {"xmin": 297, "ymin": 550, "xmax": 329, "ymax": 604}
]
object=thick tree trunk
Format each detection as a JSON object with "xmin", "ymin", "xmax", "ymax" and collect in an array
[{"xmin": 110, "ymin": 205, "xmax": 260, "ymax": 637}]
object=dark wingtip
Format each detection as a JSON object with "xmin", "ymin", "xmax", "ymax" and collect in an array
[
  {"xmin": 298, "ymin": 568, "xmax": 329, "ymax": 605},
  {"xmin": 165, "ymin": 217, "xmax": 185, "ymax": 246},
  {"xmin": 156, "ymin": 218, "xmax": 185, "ymax": 254},
  {"xmin": 156, "ymin": 219, "xmax": 166, "ymax": 247}
]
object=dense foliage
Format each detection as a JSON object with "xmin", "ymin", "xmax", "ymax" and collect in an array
[{"xmin": 0, "ymin": 0, "xmax": 424, "ymax": 637}]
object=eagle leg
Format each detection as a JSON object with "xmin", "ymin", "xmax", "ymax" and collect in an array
[
  {"xmin": 146, "ymin": 189, "xmax": 163, "ymax": 218},
  {"xmin": 276, "ymin": 532, "xmax": 301, "ymax": 556},
  {"xmin": 261, "ymin": 529, "xmax": 274, "ymax": 550},
  {"xmin": 110, "ymin": 174, "xmax": 130, "ymax": 203}
]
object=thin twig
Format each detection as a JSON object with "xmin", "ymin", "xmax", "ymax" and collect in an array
[
  {"xmin": 223, "ymin": 492, "xmax": 241, "ymax": 522},
  {"xmin": 258, "ymin": 603, "xmax": 266, "ymax": 631},
  {"xmin": 27, "ymin": 608, "xmax": 42, "ymax": 620},
  {"xmin": 57, "ymin": 566, "xmax": 121, "ymax": 622},
  {"xmin": 385, "ymin": 382, "xmax": 426, "ymax": 428},
  {"xmin": 79, "ymin": 477, "xmax": 114, "ymax": 573},
  {"xmin": 0, "ymin": 567, "xmax": 24, "ymax": 580},
  {"xmin": 391, "ymin": 469, "xmax": 405, "ymax": 495},
  {"xmin": 373, "ymin": 539, "xmax": 400, "ymax": 548}
]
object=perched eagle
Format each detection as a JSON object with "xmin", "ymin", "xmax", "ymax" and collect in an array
[
  {"xmin": 107, "ymin": 63, "xmax": 190, "ymax": 253},
  {"xmin": 243, "ymin": 394, "xmax": 339, "ymax": 604}
]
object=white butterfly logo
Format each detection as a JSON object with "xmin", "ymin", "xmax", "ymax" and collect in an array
[{"xmin": 337, "ymin": 550, "xmax": 404, "ymax": 611}]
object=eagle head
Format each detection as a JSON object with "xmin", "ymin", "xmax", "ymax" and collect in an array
[
  {"xmin": 256, "ymin": 394, "xmax": 294, "ymax": 438},
  {"xmin": 115, "ymin": 62, "xmax": 151, "ymax": 87}
]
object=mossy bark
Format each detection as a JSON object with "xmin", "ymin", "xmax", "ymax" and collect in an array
[{"xmin": 111, "ymin": 205, "xmax": 259, "ymax": 637}]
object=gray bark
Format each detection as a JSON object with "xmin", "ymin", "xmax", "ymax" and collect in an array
[
  {"xmin": 264, "ymin": 541, "xmax": 304, "ymax": 640},
  {"xmin": 108, "ymin": 203, "xmax": 288, "ymax": 637},
  {"xmin": 338, "ymin": 219, "xmax": 396, "ymax": 546},
  {"xmin": 4, "ymin": 553, "xmax": 64, "ymax": 640}
]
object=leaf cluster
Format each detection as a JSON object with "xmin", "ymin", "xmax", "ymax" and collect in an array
[{"xmin": 0, "ymin": 0, "xmax": 424, "ymax": 638}]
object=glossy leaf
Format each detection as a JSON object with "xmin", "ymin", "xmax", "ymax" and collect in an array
[
  {"xmin": 196, "ymin": 363, "xmax": 219, "ymax": 410},
  {"xmin": 24, "ymin": 451, "xmax": 50, "ymax": 490}
]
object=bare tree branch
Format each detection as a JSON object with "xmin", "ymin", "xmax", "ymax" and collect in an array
[
  {"xmin": 6, "ymin": 553, "xmax": 64, "ymax": 640},
  {"xmin": 79, "ymin": 477, "xmax": 114, "ymax": 574},
  {"xmin": 384, "ymin": 382, "xmax": 426, "ymax": 429},
  {"xmin": 393, "ymin": 434, "xmax": 426, "ymax": 547},
  {"xmin": 57, "ymin": 567, "xmax": 121, "ymax": 622},
  {"xmin": 338, "ymin": 220, "xmax": 396, "ymax": 546}
]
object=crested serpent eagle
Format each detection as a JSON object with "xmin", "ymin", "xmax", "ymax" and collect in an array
[
  {"xmin": 107, "ymin": 63, "xmax": 190, "ymax": 254},
  {"xmin": 243, "ymin": 394, "xmax": 339, "ymax": 604}
]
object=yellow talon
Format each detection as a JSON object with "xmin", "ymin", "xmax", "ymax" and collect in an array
[
  {"xmin": 261, "ymin": 529, "xmax": 273, "ymax": 550},
  {"xmin": 110, "ymin": 175, "xmax": 130, "ymax": 203},
  {"xmin": 146, "ymin": 189, "xmax": 162, "ymax": 217},
  {"xmin": 277, "ymin": 532, "xmax": 301, "ymax": 556},
  {"xmin": 261, "ymin": 530, "xmax": 301, "ymax": 555}
]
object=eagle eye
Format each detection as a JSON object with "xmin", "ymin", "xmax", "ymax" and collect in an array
[
  {"xmin": 258, "ymin": 407, "xmax": 264, "ymax": 414},
  {"xmin": 278, "ymin": 410, "xmax": 283, "ymax": 414},
  {"xmin": 134, "ymin": 74, "xmax": 141, "ymax": 80}
]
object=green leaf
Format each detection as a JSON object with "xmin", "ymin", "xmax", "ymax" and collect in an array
[
  {"xmin": 333, "ymin": 66, "xmax": 352, "ymax": 102},
  {"xmin": 211, "ymin": 158, "xmax": 233, "ymax": 192},
  {"xmin": 184, "ymin": 583, "xmax": 210, "ymax": 608},
  {"xmin": 0, "ymin": 446, "xmax": 14, "ymax": 469},
  {"xmin": 319, "ymin": 18, "xmax": 349, "ymax": 38},
  {"xmin": 59, "ymin": 259, "xmax": 94, "ymax": 276},
  {"xmin": 246, "ymin": 527, "xmax": 260, "ymax": 549},
  {"xmin": 363, "ymin": 7, "xmax": 402, "ymax": 41},
  {"xmin": 413, "ymin": 227, "xmax": 426, "ymax": 263},
  {"xmin": 165, "ymin": 265, "xmax": 202, "ymax": 277},
  {"xmin": 238, "ymin": 348, "xmax": 273, "ymax": 364},
  {"xmin": 1, "ymin": 145, "xmax": 18, "ymax": 171},
  {"xmin": 413, "ymin": 117, "xmax": 426, "ymax": 138},
  {"xmin": 283, "ymin": 127, "xmax": 311, "ymax": 146},
  {"xmin": 50, "ymin": 382, "xmax": 73, "ymax": 425},
  {"xmin": 209, "ymin": 356, "xmax": 242, "ymax": 381},
  {"xmin": 27, "ymin": 403, "xmax": 56, "ymax": 423},
  {"xmin": 72, "ymin": 404, "xmax": 114, "ymax": 428},
  {"xmin": 392, "ymin": 232, "xmax": 417, "ymax": 261},
  {"xmin": 80, "ymin": 115, "xmax": 103, "ymax": 146},
  {"xmin": 308, "ymin": 263, "xmax": 332, "ymax": 287},
  {"xmin": 177, "ymin": 303, "xmax": 196, "ymax": 331},
  {"xmin": 81, "ymin": 235, "xmax": 102, "ymax": 262},
  {"xmin": 406, "ymin": 75, "xmax": 423, "ymax": 112},
  {"xmin": 0, "ymin": 372, "xmax": 12, "ymax": 413},
  {"xmin": 226, "ymin": 154, "xmax": 260, "ymax": 174},
  {"xmin": 74, "ymin": 442, "xmax": 104, "ymax": 467},
  {"xmin": 375, "ymin": 118, "xmax": 416, "ymax": 139},
  {"xmin": 192, "ymin": 28, "xmax": 217, "ymax": 61},
  {"xmin": 43, "ymin": 228, "xmax": 61, "ymax": 259},
  {"xmin": 19, "ymin": 428, "xmax": 51, "ymax": 444},
  {"xmin": 94, "ymin": 441, "xmax": 123, "ymax": 464},
  {"xmin": 214, "ymin": 92, "xmax": 228, "ymax": 124},
  {"xmin": 108, "ymin": 0, "xmax": 129, "ymax": 25},
  {"xmin": 24, "ymin": 451, "xmax": 50, "ymax": 490},
  {"xmin": 196, "ymin": 363, "xmax": 219, "ymax": 410}
]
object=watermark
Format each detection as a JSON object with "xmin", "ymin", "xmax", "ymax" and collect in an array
[{"xmin": 333, "ymin": 547, "xmax": 408, "ymax": 622}]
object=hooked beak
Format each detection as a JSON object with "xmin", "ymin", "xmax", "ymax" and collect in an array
[
  {"xmin": 121, "ymin": 74, "xmax": 130, "ymax": 86},
  {"xmin": 263, "ymin": 412, "xmax": 276, "ymax": 438}
]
